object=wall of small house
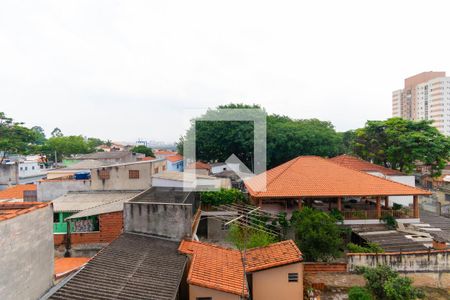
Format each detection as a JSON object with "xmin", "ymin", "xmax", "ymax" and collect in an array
[
  {"xmin": 124, "ymin": 202, "xmax": 192, "ymax": 240},
  {"xmin": 388, "ymin": 175, "xmax": 415, "ymax": 207},
  {"xmin": 167, "ymin": 160, "xmax": 184, "ymax": 172},
  {"xmin": 251, "ymin": 263, "xmax": 303, "ymax": 300},
  {"xmin": 54, "ymin": 211, "xmax": 123, "ymax": 246},
  {"xmin": 37, "ymin": 179, "xmax": 91, "ymax": 202},
  {"xmin": 0, "ymin": 205, "xmax": 53, "ymax": 300},
  {"xmin": 0, "ymin": 163, "xmax": 18, "ymax": 189},
  {"xmin": 91, "ymin": 160, "xmax": 165, "ymax": 191},
  {"xmin": 189, "ymin": 285, "xmax": 241, "ymax": 300}
]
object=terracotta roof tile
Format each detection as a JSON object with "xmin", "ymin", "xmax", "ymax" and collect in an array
[
  {"xmin": 140, "ymin": 156, "xmax": 156, "ymax": 161},
  {"xmin": 155, "ymin": 150, "xmax": 178, "ymax": 155},
  {"xmin": 245, "ymin": 156, "xmax": 431, "ymax": 198},
  {"xmin": 330, "ymin": 154, "xmax": 405, "ymax": 176},
  {"xmin": 0, "ymin": 184, "xmax": 36, "ymax": 200},
  {"xmin": 178, "ymin": 239, "xmax": 302, "ymax": 296},
  {"xmin": 186, "ymin": 161, "xmax": 211, "ymax": 170},
  {"xmin": 54, "ymin": 257, "xmax": 90, "ymax": 279},
  {"xmin": 166, "ymin": 154, "xmax": 184, "ymax": 162},
  {"xmin": 0, "ymin": 202, "xmax": 49, "ymax": 221},
  {"xmin": 246, "ymin": 240, "xmax": 302, "ymax": 272}
]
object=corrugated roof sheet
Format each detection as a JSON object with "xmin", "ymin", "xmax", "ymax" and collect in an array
[
  {"xmin": 49, "ymin": 233, "xmax": 187, "ymax": 300},
  {"xmin": 245, "ymin": 156, "xmax": 431, "ymax": 198},
  {"xmin": 52, "ymin": 191, "xmax": 140, "ymax": 213}
]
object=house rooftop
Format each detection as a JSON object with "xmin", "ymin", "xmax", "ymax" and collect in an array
[
  {"xmin": 186, "ymin": 161, "xmax": 211, "ymax": 170},
  {"xmin": 72, "ymin": 151, "xmax": 134, "ymax": 160},
  {"xmin": 178, "ymin": 239, "xmax": 302, "ymax": 297},
  {"xmin": 245, "ymin": 156, "xmax": 431, "ymax": 198},
  {"xmin": 52, "ymin": 190, "xmax": 141, "ymax": 213},
  {"xmin": 166, "ymin": 154, "xmax": 184, "ymax": 162},
  {"xmin": 48, "ymin": 233, "xmax": 187, "ymax": 300},
  {"xmin": 0, "ymin": 202, "xmax": 49, "ymax": 221},
  {"xmin": 330, "ymin": 154, "xmax": 405, "ymax": 176},
  {"xmin": 0, "ymin": 184, "xmax": 36, "ymax": 200}
]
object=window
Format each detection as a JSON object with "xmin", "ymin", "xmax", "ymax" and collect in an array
[
  {"xmin": 154, "ymin": 167, "xmax": 159, "ymax": 174},
  {"xmin": 20, "ymin": 167, "xmax": 23, "ymax": 171},
  {"xmin": 129, "ymin": 170, "xmax": 140, "ymax": 179},
  {"xmin": 32, "ymin": 166, "xmax": 35, "ymax": 170},
  {"xmin": 221, "ymin": 222, "xmax": 229, "ymax": 231},
  {"xmin": 53, "ymin": 213, "xmax": 60, "ymax": 223},
  {"xmin": 162, "ymin": 165, "xmax": 166, "ymax": 171},
  {"xmin": 196, "ymin": 298, "xmax": 212, "ymax": 300},
  {"xmin": 288, "ymin": 273, "xmax": 299, "ymax": 282},
  {"xmin": 98, "ymin": 169, "xmax": 110, "ymax": 180},
  {"xmin": 25, "ymin": 167, "xmax": 28, "ymax": 171}
]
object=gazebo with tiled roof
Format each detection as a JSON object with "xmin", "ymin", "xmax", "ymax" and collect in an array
[{"xmin": 244, "ymin": 156, "xmax": 431, "ymax": 221}]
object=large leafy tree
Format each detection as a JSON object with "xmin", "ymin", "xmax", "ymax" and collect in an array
[
  {"xmin": 177, "ymin": 104, "xmax": 344, "ymax": 170},
  {"xmin": 0, "ymin": 112, "xmax": 39, "ymax": 163},
  {"xmin": 130, "ymin": 145, "xmax": 155, "ymax": 157},
  {"xmin": 42, "ymin": 135, "xmax": 92, "ymax": 161},
  {"xmin": 353, "ymin": 118, "xmax": 450, "ymax": 176},
  {"xmin": 290, "ymin": 207, "xmax": 344, "ymax": 262}
]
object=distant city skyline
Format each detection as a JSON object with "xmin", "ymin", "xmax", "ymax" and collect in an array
[{"xmin": 2, "ymin": 1, "xmax": 450, "ymax": 142}]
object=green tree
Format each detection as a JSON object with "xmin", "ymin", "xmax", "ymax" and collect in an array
[
  {"xmin": 357, "ymin": 265, "xmax": 424, "ymax": 300},
  {"xmin": 177, "ymin": 103, "xmax": 344, "ymax": 169},
  {"xmin": 354, "ymin": 118, "xmax": 450, "ymax": 176},
  {"xmin": 0, "ymin": 112, "xmax": 39, "ymax": 163},
  {"xmin": 87, "ymin": 137, "xmax": 105, "ymax": 151},
  {"xmin": 131, "ymin": 145, "xmax": 155, "ymax": 157},
  {"xmin": 227, "ymin": 224, "xmax": 277, "ymax": 250},
  {"xmin": 51, "ymin": 127, "xmax": 63, "ymax": 137},
  {"xmin": 31, "ymin": 126, "xmax": 47, "ymax": 145},
  {"xmin": 348, "ymin": 287, "xmax": 373, "ymax": 300},
  {"xmin": 200, "ymin": 188, "xmax": 246, "ymax": 206},
  {"xmin": 42, "ymin": 135, "xmax": 91, "ymax": 161},
  {"xmin": 290, "ymin": 207, "xmax": 344, "ymax": 262}
]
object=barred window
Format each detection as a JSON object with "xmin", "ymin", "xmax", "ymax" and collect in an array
[{"xmin": 129, "ymin": 170, "xmax": 140, "ymax": 179}]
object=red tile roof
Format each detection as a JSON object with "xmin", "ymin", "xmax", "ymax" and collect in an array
[
  {"xmin": 155, "ymin": 150, "xmax": 178, "ymax": 155},
  {"xmin": 140, "ymin": 156, "xmax": 156, "ymax": 161},
  {"xmin": 330, "ymin": 154, "xmax": 404, "ymax": 176},
  {"xmin": 54, "ymin": 257, "xmax": 90, "ymax": 279},
  {"xmin": 246, "ymin": 240, "xmax": 302, "ymax": 272},
  {"xmin": 178, "ymin": 239, "xmax": 302, "ymax": 296},
  {"xmin": 0, "ymin": 202, "xmax": 49, "ymax": 221},
  {"xmin": 245, "ymin": 156, "xmax": 431, "ymax": 198},
  {"xmin": 186, "ymin": 161, "xmax": 211, "ymax": 170},
  {"xmin": 166, "ymin": 154, "xmax": 184, "ymax": 162},
  {"xmin": 0, "ymin": 184, "xmax": 36, "ymax": 200}
]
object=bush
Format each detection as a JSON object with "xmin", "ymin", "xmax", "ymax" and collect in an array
[
  {"xmin": 200, "ymin": 188, "xmax": 246, "ymax": 206},
  {"xmin": 392, "ymin": 203, "xmax": 403, "ymax": 210},
  {"xmin": 348, "ymin": 287, "xmax": 373, "ymax": 300},
  {"xmin": 329, "ymin": 208, "xmax": 344, "ymax": 222},
  {"xmin": 291, "ymin": 207, "xmax": 344, "ymax": 261},
  {"xmin": 358, "ymin": 265, "xmax": 424, "ymax": 300},
  {"xmin": 227, "ymin": 224, "xmax": 277, "ymax": 250},
  {"xmin": 347, "ymin": 242, "xmax": 384, "ymax": 253},
  {"xmin": 380, "ymin": 215, "xmax": 397, "ymax": 230}
]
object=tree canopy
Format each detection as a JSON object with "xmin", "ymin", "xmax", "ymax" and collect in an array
[
  {"xmin": 290, "ymin": 207, "xmax": 344, "ymax": 262},
  {"xmin": 0, "ymin": 112, "xmax": 39, "ymax": 163},
  {"xmin": 353, "ymin": 118, "xmax": 450, "ymax": 176},
  {"xmin": 177, "ymin": 103, "xmax": 344, "ymax": 169},
  {"xmin": 131, "ymin": 145, "xmax": 155, "ymax": 157}
]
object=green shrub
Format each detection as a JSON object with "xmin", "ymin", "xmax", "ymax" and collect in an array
[
  {"xmin": 330, "ymin": 208, "xmax": 344, "ymax": 222},
  {"xmin": 200, "ymin": 188, "xmax": 245, "ymax": 206},
  {"xmin": 392, "ymin": 203, "xmax": 403, "ymax": 210},
  {"xmin": 347, "ymin": 242, "xmax": 384, "ymax": 253},
  {"xmin": 348, "ymin": 287, "xmax": 373, "ymax": 300},
  {"xmin": 227, "ymin": 224, "xmax": 277, "ymax": 250},
  {"xmin": 380, "ymin": 214, "xmax": 397, "ymax": 229}
]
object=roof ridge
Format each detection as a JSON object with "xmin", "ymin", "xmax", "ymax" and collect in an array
[{"xmin": 252, "ymin": 156, "xmax": 304, "ymax": 196}]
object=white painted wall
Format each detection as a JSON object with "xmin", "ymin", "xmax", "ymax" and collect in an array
[{"xmin": 211, "ymin": 163, "xmax": 240, "ymax": 174}]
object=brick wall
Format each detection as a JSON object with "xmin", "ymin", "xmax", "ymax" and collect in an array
[
  {"xmin": 54, "ymin": 211, "xmax": 123, "ymax": 246},
  {"xmin": 304, "ymin": 263, "xmax": 347, "ymax": 273}
]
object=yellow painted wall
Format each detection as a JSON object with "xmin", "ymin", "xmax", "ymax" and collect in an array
[
  {"xmin": 251, "ymin": 263, "xmax": 303, "ymax": 300},
  {"xmin": 189, "ymin": 285, "xmax": 241, "ymax": 300}
]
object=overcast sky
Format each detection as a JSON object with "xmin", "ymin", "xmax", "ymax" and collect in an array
[{"xmin": 1, "ymin": 1, "xmax": 449, "ymax": 143}]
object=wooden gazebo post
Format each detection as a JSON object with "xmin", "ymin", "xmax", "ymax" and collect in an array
[
  {"xmin": 298, "ymin": 197, "xmax": 303, "ymax": 210},
  {"xmin": 337, "ymin": 197, "xmax": 342, "ymax": 212},
  {"xmin": 384, "ymin": 196, "xmax": 389, "ymax": 208},
  {"xmin": 413, "ymin": 195, "xmax": 419, "ymax": 218},
  {"xmin": 376, "ymin": 196, "xmax": 381, "ymax": 218}
]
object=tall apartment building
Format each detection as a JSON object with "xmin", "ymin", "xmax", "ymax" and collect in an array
[{"xmin": 392, "ymin": 71, "xmax": 450, "ymax": 135}]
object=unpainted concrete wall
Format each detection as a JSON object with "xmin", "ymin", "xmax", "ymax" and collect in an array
[
  {"xmin": 124, "ymin": 202, "xmax": 192, "ymax": 240},
  {"xmin": 37, "ymin": 180, "xmax": 91, "ymax": 202},
  {"xmin": 348, "ymin": 251, "xmax": 450, "ymax": 272},
  {"xmin": 0, "ymin": 163, "xmax": 18, "ymax": 188},
  {"xmin": 0, "ymin": 205, "xmax": 54, "ymax": 300}
]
